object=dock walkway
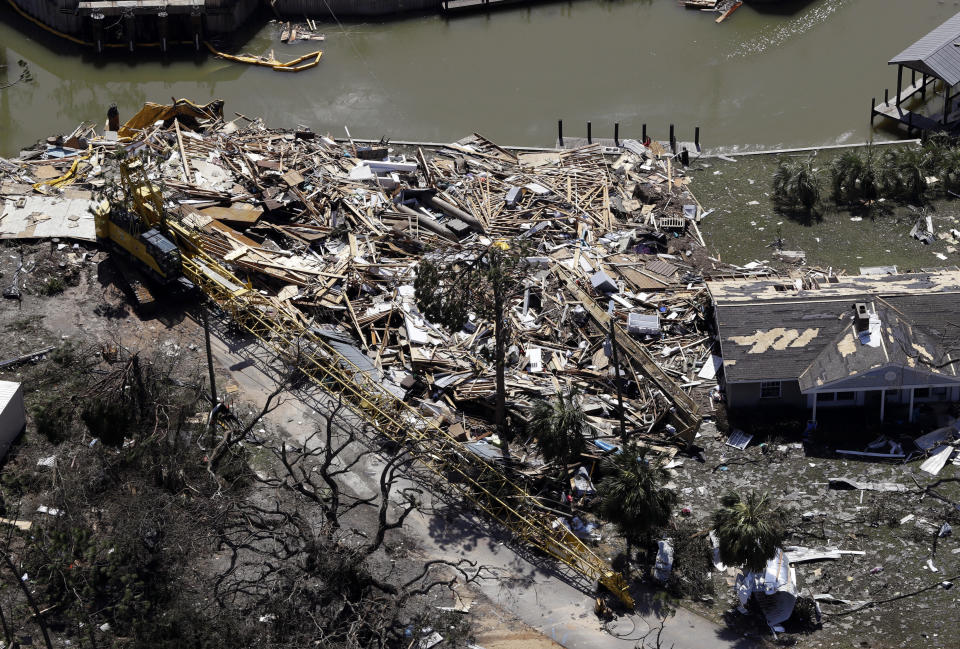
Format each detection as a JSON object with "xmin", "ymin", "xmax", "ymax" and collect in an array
[{"xmin": 872, "ymin": 76, "xmax": 960, "ymax": 134}]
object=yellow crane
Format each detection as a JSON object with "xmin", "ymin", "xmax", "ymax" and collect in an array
[{"xmin": 103, "ymin": 159, "xmax": 634, "ymax": 608}]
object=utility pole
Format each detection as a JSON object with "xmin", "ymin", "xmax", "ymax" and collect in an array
[
  {"xmin": 201, "ymin": 307, "xmax": 217, "ymax": 405},
  {"xmin": 608, "ymin": 300, "xmax": 627, "ymax": 446}
]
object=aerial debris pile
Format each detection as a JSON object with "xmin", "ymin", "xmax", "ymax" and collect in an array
[{"xmin": 0, "ymin": 99, "xmax": 726, "ymax": 483}]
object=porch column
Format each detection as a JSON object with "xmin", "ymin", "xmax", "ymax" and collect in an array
[
  {"xmin": 880, "ymin": 388, "xmax": 886, "ymax": 423},
  {"xmin": 944, "ymin": 84, "xmax": 952, "ymax": 126},
  {"xmin": 908, "ymin": 388, "xmax": 915, "ymax": 422},
  {"xmin": 897, "ymin": 65, "xmax": 904, "ymax": 107},
  {"xmin": 811, "ymin": 393, "xmax": 818, "ymax": 423}
]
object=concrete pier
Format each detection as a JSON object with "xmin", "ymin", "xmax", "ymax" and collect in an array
[{"xmin": 8, "ymin": 0, "xmax": 260, "ymax": 47}]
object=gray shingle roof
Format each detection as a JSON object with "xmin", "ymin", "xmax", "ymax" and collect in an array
[
  {"xmin": 890, "ymin": 12, "xmax": 960, "ymax": 86},
  {"xmin": 714, "ymin": 291, "xmax": 960, "ymax": 389}
]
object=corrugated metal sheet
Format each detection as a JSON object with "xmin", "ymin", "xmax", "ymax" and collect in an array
[
  {"xmin": 0, "ymin": 381, "xmax": 25, "ymax": 461},
  {"xmin": 889, "ymin": 12, "xmax": 960, "ymax": 86},
  {"xmin": 645, "ymin": 259, "xmax": 678, "ymax": 278},
  {"xmin": 0, "ymin": 381, "xmax": 20, "ymax": 406}
]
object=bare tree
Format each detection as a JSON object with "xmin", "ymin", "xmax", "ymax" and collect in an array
[{"xmin": 213, "ymin": 394, "xmax": 490, "ymax": 648}]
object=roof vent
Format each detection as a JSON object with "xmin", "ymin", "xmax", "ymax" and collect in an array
[{"xmin": 853, "ymin": 302, "xmax": 870, "ymax": 333}]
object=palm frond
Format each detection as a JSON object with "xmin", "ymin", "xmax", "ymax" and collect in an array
[
  {"xmin": 597, "ymin": 447, "xmax": 677, "ymax": 545},
  {"xmin": 530, "ymin": 390, "xmax": 586, "ymax": 474},
  {"xmin": 711, "ymin": 490, "xmax": 785, "ymax": 573},
  {"xmin": 771, "ymin": 158, "xmax": 822, "ymax": 214}
]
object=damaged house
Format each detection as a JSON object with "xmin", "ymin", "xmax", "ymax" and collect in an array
[{"xmin": 708, "ymin": 271, "xmax": 960, "ymax": 424}]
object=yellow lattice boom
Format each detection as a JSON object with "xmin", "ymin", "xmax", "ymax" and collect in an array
[{"xmin": 120, "ymin": 164, "xmax": 634, "ymax": 607}]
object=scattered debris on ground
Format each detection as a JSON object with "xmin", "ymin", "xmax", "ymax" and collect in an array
[{"xmin": 4, "ymin": 100, "xmax": 960, "ymax": 648}]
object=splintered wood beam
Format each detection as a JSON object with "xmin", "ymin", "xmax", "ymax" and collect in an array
[{"xmin": 174, "ymin": 119, "xmax": 191, "ymax": 183}]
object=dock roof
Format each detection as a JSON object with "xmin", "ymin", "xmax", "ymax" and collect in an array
[{"xmin": 890, "ymin": 12, "xmax": 960, "ymax": 86}]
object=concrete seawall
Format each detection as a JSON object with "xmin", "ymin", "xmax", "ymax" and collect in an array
[
  {"xmin": 8, "ymin": 0, "xmax": 445, "ymax": 46},
  {"xmin": 273, "ymin": 0, "xmax": 439, "ymax": 18},
  {"xmin": 7, "ymin": 0, "xmax": 260, "ymax": 43},
  {"xmin": 7, "ymin": 0, "xmax": 503, "ymax": 52},
  {"xmin": 9, "ymin": 0, "xmax": 80, "ymax": 35}
]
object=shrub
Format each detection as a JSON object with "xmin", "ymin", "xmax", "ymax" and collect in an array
[
  {"xmin": 49, "ymin": 341, "xmax": 77, "ymax": 366},
  {"xmin": 81, "ymin": 399, "xmax": 133, "ymax": 447},
  {"xmin": 31, "ymin": 398, "xmax": 74, "ymax": 444},
  {"xmin": 37, "ymin": 277, "xmax": 66, "ymax": 295}
]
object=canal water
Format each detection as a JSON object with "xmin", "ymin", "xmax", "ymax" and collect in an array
[{"xmin": 1, "ymin": 0, "xmax": 959, "ymax": 157}]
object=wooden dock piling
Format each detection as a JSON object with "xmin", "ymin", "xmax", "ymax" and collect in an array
[
  {"xmin": 897, "ymin": 67, "xmax": 903, "ymax": 106},
  {"xmin": 558, "ymin": 119, "xmax": 563, "ymax": 147}
]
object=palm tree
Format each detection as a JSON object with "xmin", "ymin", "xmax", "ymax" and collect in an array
[
  {"xmin": 596, "ymin": 446, "xmax": 677, "ymax": 560},
  {"xmin": 858, "ymin": 147, "xmax": 882, "ymax": 208},
  {"xmin": 829, "ymin": 150, "xmax": 864, "ymax": 206},
  {"xmin": 830, "ymin": 148, "xmax": 882, "ymax": 209},
  {"xmin": 921, "ymin": 133, "xmax": 954, "ymax": 174},
  {"xmin": 935, "ymin": 142, "xmax": 960, "ymax": 193},
  {"xmin": 880, "ymin": 145, "xmax": 930, "ymax": 204},
  {"xmin": 772, "ymin": 158, "xmax": 822, "ymax": 215},
  {"xmin": 529, "ymin": 390, "xmax": 587, "ymax": 496},
  {"xmin": 711, "ymin": 491, "xmax": 786, "ymax": 574}
]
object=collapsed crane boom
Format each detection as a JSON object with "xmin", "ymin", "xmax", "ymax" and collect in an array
[{"xmin": 115, "ymin": 161, "xmax": 635, "ymax": 607}]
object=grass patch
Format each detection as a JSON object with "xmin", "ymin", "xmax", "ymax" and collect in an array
[
  {"xmin": 691, "ymin": 145, "xmax": 960, "ymax": 271},
  {"xmin": 36, "ymin": 276, "xmax": 66, "ymax": 295}
]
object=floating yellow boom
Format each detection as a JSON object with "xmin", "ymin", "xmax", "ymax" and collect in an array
[{"xmin": 204, "ymin": 42, "xmax": 322, "ymax": 72}]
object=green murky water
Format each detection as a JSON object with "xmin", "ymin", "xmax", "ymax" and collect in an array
[
  {"xmin": 4, "ymin": 0, "xmax": 960, "ymax": 266},
  {"xmin": 1, "ymin": 0, "xmax": 958, "ymax": 157}
]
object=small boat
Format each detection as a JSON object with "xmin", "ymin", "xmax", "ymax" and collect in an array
[{"xmin": 280, "ymin": 22, "xmax": 291, "ymax": 43}]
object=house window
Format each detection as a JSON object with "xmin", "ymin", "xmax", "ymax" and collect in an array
[
  {"xmin": 914, "ymin": 388, "xmax": 931, "ymax": 399},
  {"xmin": 836, "ymin": 391, "xmax": 856, "ymax": 401},
  {"xmin": 816, "ymin": 392, "xmax": 835, "ymax": 402},
  {"xmin": 761, "ymin": 381, "xmax": 782, "ymax": 399},
  {"xmin": 932, "ymin": 387, "xmax": 948, "ymax": 398}
]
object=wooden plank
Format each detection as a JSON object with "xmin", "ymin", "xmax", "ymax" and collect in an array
[
  {"xmin": 203, "ymin": 219, "xmax": 261, "ymax": 247},
  {"xmin": 716, "ymin": 1, "xmax": 742, "ymax": 23},
  {"xmin": 199, "ymin": 204, "xmax": 264, "ymax": 224},
  {"xmin": 556, "ymin": 267, "xmax": 700, "ymax": 443},
  {"xmin": 174, "ymin": 119, "xmax": 191, "ymax": 183}
]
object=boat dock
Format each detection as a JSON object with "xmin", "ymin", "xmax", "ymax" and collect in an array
[{"xmin": 872, "ymin": 13, "xmax": 960, "ymax": 135}]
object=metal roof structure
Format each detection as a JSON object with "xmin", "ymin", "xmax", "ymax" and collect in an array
[{"xmin": 890, "ymin": 12, "xmax": 960, "ymax": 86}]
